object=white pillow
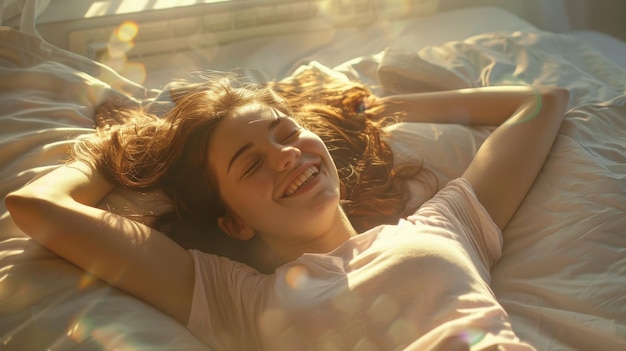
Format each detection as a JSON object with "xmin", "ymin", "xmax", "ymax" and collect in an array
[{"xmin": 384, "ymin": 122, "xmax": 492, "ymax": 208}]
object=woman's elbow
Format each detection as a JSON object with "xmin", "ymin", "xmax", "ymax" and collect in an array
[
  {"xmin": 5, "ymin": 189, "xmax": 64, "ymax": 239},
  {"xmin": 6, "ymin": 188, "xmax": 38, "ymax": 216}
]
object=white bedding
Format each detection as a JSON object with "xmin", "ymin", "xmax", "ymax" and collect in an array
[{"xmin": 1, "ymin": 5, "xmax": 625, "ymax": 351}]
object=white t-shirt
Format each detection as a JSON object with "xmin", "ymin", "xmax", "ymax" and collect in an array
[{"xmin": 187, "ymin": 178, "xmax": 535, "ymax": 351}]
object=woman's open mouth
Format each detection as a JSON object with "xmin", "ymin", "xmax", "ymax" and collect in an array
[{"xmin": 284, "ymin": 165, "xmax": 320, "ymax": 197}]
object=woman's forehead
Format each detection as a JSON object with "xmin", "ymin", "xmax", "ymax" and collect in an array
[
  {"xmin": 233, "ymin": 103, "xmax": 287, "ymax": 123},
  {"xmin": 209, "ymin": 104, "xmax": 288, "ymax": 163}
]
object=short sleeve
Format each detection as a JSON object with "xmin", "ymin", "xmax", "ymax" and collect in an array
[
  {"xmin": 186, "ymin": 250, "xmax": 273, "ymax": 350},
  {"xmin": 407, "ymin": 178, "xmax": 503, "ymax": 279}
]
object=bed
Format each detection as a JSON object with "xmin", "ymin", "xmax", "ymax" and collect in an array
[{"xmin": 1, "ymin": 3, "xmax": 624, "ymax": 350}]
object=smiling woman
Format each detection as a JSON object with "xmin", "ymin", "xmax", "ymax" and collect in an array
[
  {"xmin": 208, "ymin": 102, "xmax": 350, "ymax": 262},
  {"xmin": 5, "ymin": 70, "xmax": 568, "ymax": 350},
  {"xmin": 76, "ymin": 72, "xmax": 424, "ymax": 240}
]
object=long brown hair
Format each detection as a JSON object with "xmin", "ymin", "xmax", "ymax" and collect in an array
[
  {"xmin": 76, "ymin": 76, "xmax": 292, "ymax": 224},
  {"xmin": 73, "ymin": 71, "xmax": 425, "ymax": 266},
  {"xmin": 266, "ymin": 69, "xmax": 422, "ymax": 231}
]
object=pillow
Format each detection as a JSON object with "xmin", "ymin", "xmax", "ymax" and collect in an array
[{"xmin": 384, "ymin": 122, "xmax": 491, "ymax": 209}]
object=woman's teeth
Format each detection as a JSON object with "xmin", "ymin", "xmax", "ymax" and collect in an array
[{"xmin": 285, "ymin": 165, "xmax": 319, "ymax": 196}]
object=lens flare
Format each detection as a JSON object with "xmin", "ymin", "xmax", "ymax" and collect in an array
[
  {"xmin": 78, "ymin": 273, "xmax": 97, "ymax": 290},
  {"xmin": 284, "ymin": 265, "xmax": 309, "ymax": 289},
  {"xmin": 99, "ymin": 20, "xmax": 146, "ymax": 85},
  {"xmin": 67, "ymin": 320, "xmax": 88, "ymax": 340},
  {"xmin": 459, "ymin": 328, "xmax": 487, "ymax": 346},
  {"xmin": 107, "ymin": 41, "xmax": 134, "ymax": 59},
  {"xmin": 67, "ymin": 315, "xmax": 145, "ymax": 350},
  {"xmin": 116, "ymin": 21, "xmax": 139, "ymax": 42}
]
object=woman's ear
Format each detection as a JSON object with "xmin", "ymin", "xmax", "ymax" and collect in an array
[{"xmin": 218, "ymin": 216, "xmax": 255, "ymax": 241}]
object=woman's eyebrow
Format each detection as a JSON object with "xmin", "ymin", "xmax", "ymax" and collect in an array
[{"xmin": 226, "ymin": 116, "xmax": 287, "ymax": 173}]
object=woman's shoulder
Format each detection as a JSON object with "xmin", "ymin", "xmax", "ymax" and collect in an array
[
  {"xmin": 187, "ymin": 248, "xmax": 272, "ymax": 349},
  {"xmin": 407, "ymin": 177, "xmax": 503, "ymax": 269},
  {"xmin": 414, "ymin": 177, "xmax": 485, "ymax": 217}
]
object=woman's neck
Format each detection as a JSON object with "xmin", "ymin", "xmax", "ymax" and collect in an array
[{"xmin": 265, "ymin": 207, "xmax": 357, "ymax": 266}]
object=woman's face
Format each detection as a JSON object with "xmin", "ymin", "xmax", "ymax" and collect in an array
[{"xmin": 208, "ymin": 103, "xmax": 341, "ymax": 244}]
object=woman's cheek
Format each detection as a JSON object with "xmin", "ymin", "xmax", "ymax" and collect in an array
[{"xmin": 245, "ymin": 172, "xmax": 275, "ymax": 197}]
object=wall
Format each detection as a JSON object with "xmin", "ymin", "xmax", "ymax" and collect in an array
[{"xmin": 438, "ymin": 0, "xmax": 626, "ymax": 41}]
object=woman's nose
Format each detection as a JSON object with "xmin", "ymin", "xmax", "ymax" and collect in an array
[{"xmin": 274, "ymin": 145, "xmax": 301, "ymax": 171}]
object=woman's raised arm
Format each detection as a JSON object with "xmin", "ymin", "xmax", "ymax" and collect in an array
[
  {"xmin": 380, "ymin": 86, "xmax": 569, "ymax": 229},
  {"xmin": 4, "ymin": 161, "xmax": 194, "ymax": 324},
  {"xmin": 462, "ymin": 87, "xmax": 568, "ymax": 229}
]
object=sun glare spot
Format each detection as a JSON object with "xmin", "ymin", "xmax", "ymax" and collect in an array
[
  {"xmin": 78, "ymin": 273, "xmax": 97, "ymax": 290},
  {"xmin": 107, "ymin": 41, "xmax": 134, "ymax": 59},
  {"xmin": 116, "ymin": 21, "xmax": 139, "ymax": 42},
  {"xmin": 67, "ymin": 316, "xmax": 143, "ymax": 349},
  {"xmin": 459, "ymin": 328, "xmax": 486, "ymax": 346},
  {"xmin": 67, "ymin": 318, "xmax": 90, "ymax": 342},
  {"xmin": 318, "ymin": 0, "xmax": 332, "ymax": 13},
  {"xmin": 284, "ymin": 265, "xmax": 309, "ymax": 290},
  {"xmin": 98, "ymin": 21, "xmax": 146, "ymax": 84}
]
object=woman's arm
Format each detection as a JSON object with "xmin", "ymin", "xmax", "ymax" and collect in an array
[
  {"xmin": 380, "ymin": 85, "xmax": 552, "ymax": 125},
  {"xmin": 462, "ymin": 87, "xmax": 568, "ymax": 229},
  {"xmin": 4, "ymin": 162, "xmax": 194, "ymax": 324},
  {"xmin": 381, "ymin": 86, "xmax": 569, "ymax": 229}
]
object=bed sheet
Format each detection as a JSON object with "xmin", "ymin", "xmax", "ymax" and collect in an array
[
  {"xmin": 1, "ymin": 5, "xmax": 625, "ymax": 351},
  {"xmin": 567, "ymin": 30, "xmax": 626, "ymax": 70}
]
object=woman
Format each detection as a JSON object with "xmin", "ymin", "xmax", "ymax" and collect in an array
[{"xmin": 5, "ymin": 73, "xmax": 569, "ymax": 350}]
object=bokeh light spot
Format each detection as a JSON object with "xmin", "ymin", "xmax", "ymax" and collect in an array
[
  {"xmin": 459, "ymin": 328, "xmax": 486, "ymax": 346},
  {"xmin": 78, "ymin": 273, "xmax": 97, "ymax": 290},
  {"xmin": 284, "ymin": 264, "xmax": 309, "ymax": 290},
  {"xmin": 116, "ymin": 21, "xmax": 139, "ymax": 43},
  {"xmin": 107, "ymin": 40, "xmax": 134, "ymax": 59},
  {"xmin": 96, "ymin": 20, "xmax": 146, "ymax": 85}
]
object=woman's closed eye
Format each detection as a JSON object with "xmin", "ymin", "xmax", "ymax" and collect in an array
[
  {"xmin": 282, "ymin": 127, "xmax": 301, "ymax": 143},
  {"xmin": 243, "ymin": 158, "xmax": 263, "ymax": 177}
]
